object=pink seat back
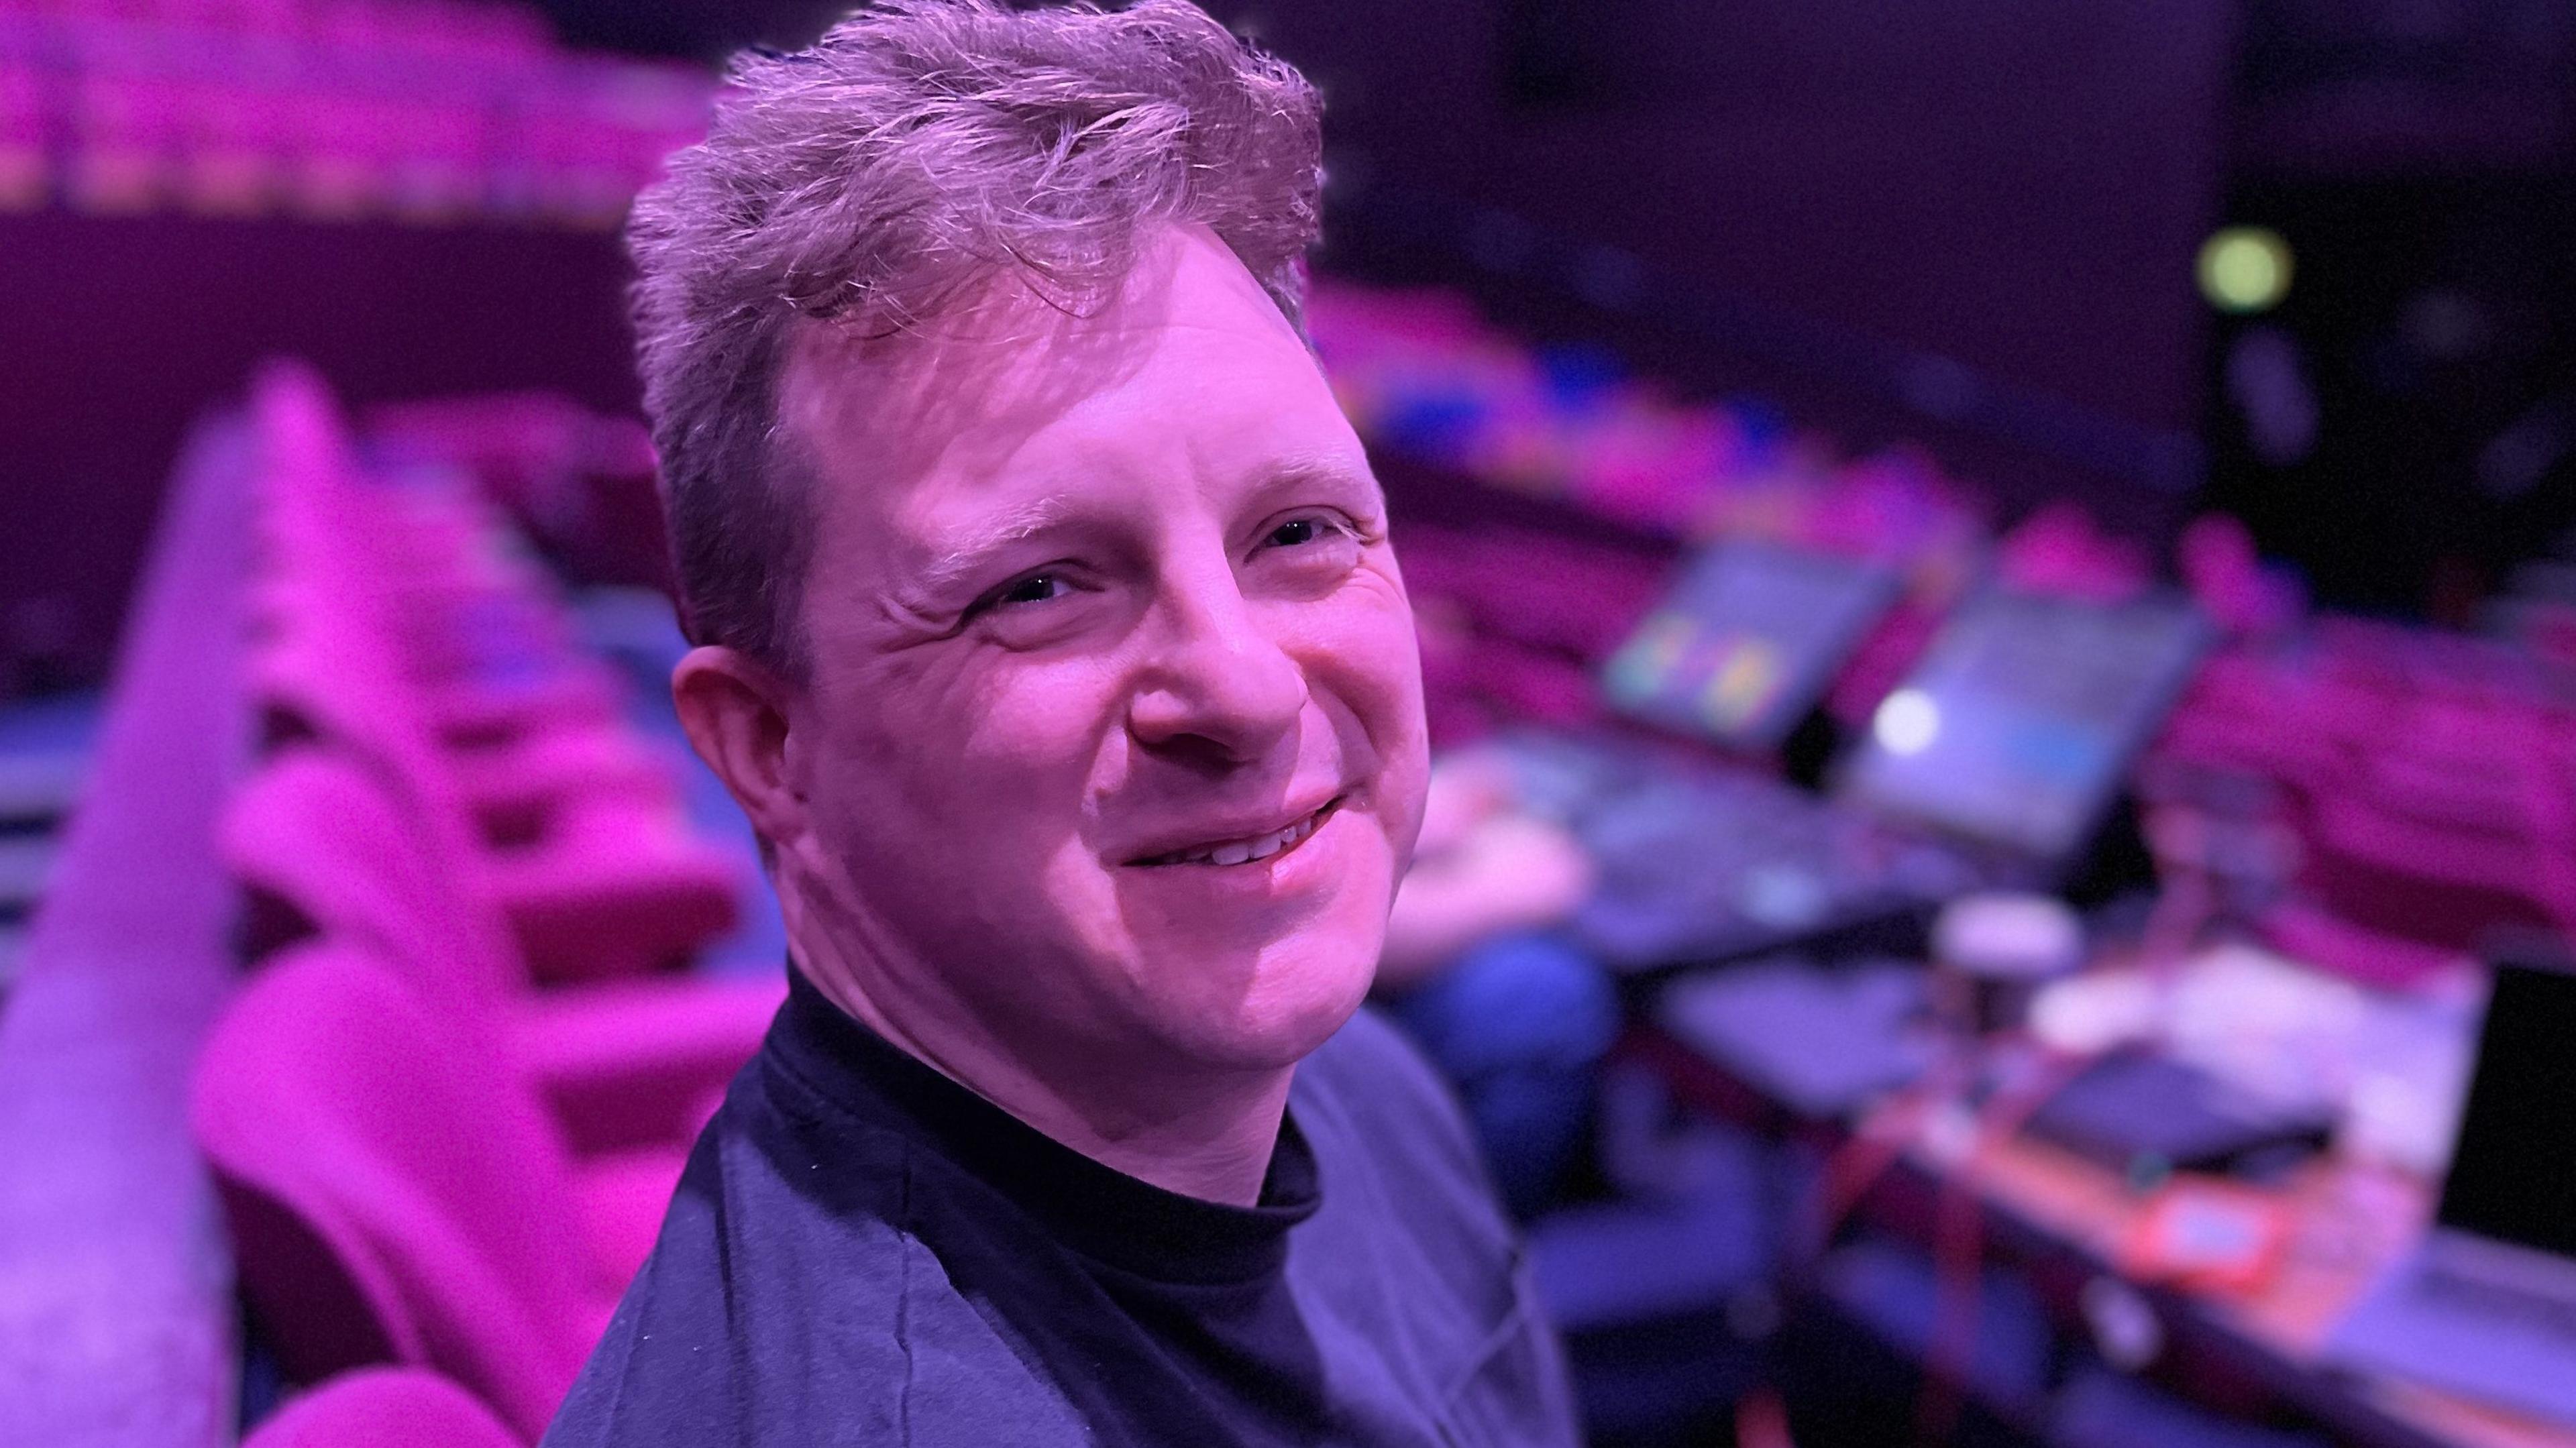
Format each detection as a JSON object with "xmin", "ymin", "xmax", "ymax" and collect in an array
[
  {"xmin": 191, "ymin": 942, "xmax": 601, "ymax": 1441},
  {"xmin": 1995, "ymin": 502, "xmax": 2150, "ymax": 604},
  {"xmin": 2304, "ymin": 797, "xmax": 2553, "ymax": 952},
  {"xmin": 2260, "ymin": 901, "xmax": 2464, "ymax": 990},
  {"xmin": 244, "ymin": 586, "xmax": 517, "ymax": 881},
  {"xmin": 2178, "ymin": 513, "xmax": 2301, "ymax": 636},
  {"xmin": 221, "ymin": 746, "xmax": 524, "ymax": 1005},
  {"xmin": 244, "ymin": 1368, "xmax": 525, "ymax": 1448}
]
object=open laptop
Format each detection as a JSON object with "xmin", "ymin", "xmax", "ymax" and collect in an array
[
  {"xmin": 1834, "ymin": 584, "xmax": 2211, "ymax": 871},
  {"xmin": 2326, "ymin": 952, "xmax": 2576, "ymax": 1429},
  {"xmin": 1561, "ymin": 585, "xmax": 2210, "ymax": 974},
  {"xmin": 1599, "ymin": 538, "xmax": 1901, "ymax": 754}
]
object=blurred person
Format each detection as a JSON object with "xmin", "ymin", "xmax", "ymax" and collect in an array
[
  {"xmin": 1378, "ymin": 752, "xmax": 1616, "ymax": 1219},
  {"xmin": 542, "ymin": 3, "xmax": 1579, "ymax": 1446}
]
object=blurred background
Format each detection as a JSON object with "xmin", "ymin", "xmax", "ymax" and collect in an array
[{"xmin": 2, "ymin": 1, "xmax": 2573, "ymax": 1445}]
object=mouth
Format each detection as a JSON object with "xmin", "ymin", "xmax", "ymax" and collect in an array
[{"xmin": 1129, "ymin": 795, "xmax": 1348, "ymax": 869}]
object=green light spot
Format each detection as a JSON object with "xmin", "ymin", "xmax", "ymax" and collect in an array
[{"xmin": 2198, "ymin": 227, "xmax": 2293, "ymax": 314}]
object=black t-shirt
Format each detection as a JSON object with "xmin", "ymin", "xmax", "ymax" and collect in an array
[{"xmin": 541, "ymin": 971, "xmax": 1581, "ymax": 1447}]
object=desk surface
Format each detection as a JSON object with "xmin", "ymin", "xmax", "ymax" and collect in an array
[
  {"xmin": 1641, "ymin": 1010, "xmax": 2576, "ymax": 1448},
  {"xmin": 1935, "ymin": 1121, "xmax": 2576, "ymax": 1448}
]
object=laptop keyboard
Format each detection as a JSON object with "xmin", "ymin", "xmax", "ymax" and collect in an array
[
  {"xmin": 1571, "ymin": 770, "xmax": 1980, "ymax": 968},
  {"xmin": 1477, "ymin": 729, "xmax": 1984, "ymax": 972}
]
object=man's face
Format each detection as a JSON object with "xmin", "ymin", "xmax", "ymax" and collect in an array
[{"xmin": 772, "ymin": 227, "xmax": 1429, "ymax": 1074}]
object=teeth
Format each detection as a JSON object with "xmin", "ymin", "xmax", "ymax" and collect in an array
[{"xmin": 1165, "ymin": 804, "xmax": 1328, "ymax": 867}]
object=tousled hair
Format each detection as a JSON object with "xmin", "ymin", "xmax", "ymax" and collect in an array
[{"xmin": 626, "ymin": 0, "xmax": 1325, "ymax": 674}]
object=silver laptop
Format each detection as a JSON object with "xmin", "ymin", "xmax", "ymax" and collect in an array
[{"xmin": 2328, "ymin": 953, "xmax": 2576, "ymax": 1427}]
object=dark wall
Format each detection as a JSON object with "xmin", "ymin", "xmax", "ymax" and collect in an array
[
  {"xmin": 1, "ymin": 212, "xmax": 639, "ymax": 689},
  {"xmin": 1220, "ymin": 0, "xmax": 2233, "ymax": 453},
  {"xmin": 539, "ymin": 0, "xmax": 2235, "ymax": 450}
]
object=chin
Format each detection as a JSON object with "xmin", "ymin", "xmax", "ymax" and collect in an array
[
  {"xmin": 1145, "ymin": 922, "xmax": 1384, "ymax": 1072},
  {"xmin": 1083, "ymin": 817, "xmax": 1401, "ymax": 1071}
]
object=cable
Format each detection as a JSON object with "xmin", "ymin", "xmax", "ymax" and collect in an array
[{"xmin": 1911, "ymin": 1042, "xmax": 2094, "ymax": 1447}]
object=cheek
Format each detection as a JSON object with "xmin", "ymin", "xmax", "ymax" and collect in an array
[
  {"xmin": 1297, "ymin": 572, "xmax": 1426, "ymax": 717},
  {"xmin": 1293, "ymin": 585, "xmax": 1431, "ymax": 854},
  {"xmin": 804, "ymin": 653, "xmax": 1105, "ymax": 858},
  {"xmin": 932, "ymin": 655, "xmax": 1131, "ymax": 833}
]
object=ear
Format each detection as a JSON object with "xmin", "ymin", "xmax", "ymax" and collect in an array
[{"xmin": 672, "ymin": 645, "xmax": 808, "ymax": 850}]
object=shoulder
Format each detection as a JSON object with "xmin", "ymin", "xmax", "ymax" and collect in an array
[
  {"xmin": 1299, "ymin": 1004, "xmax": 1476, "ymax": 1141},
  {"xmin": 1302, "ymin": 1002, "xmax": 1449, "ymax": 1103},
  {"xmin": 1294, "ymin": 1005, "xmax": 1505, "ymax": 1231},
  {"xmin": 543, "ymin": 1082, "xmax": 1087, "ymax": 1448},
  {"xmin": 1290, "ymin": 1013, "xmax": 1582, "ymax": 1442}
]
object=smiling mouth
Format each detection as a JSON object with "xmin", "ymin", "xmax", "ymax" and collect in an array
[{"xmin": 1132, "ymin": 795, "xmax": 1348, "ymax": 869}]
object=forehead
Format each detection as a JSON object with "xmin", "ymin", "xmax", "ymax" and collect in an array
[{"xmin": 776, "ymin": 229, "xmax": 1361, "ymax": 553}]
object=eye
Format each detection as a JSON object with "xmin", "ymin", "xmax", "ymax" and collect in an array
[
  {"xmin": 1248, "ymin": 512, "xmax": 1368, "ymax": 600},
  {"xmin": 1002, "ymin": 573, "xmax": 1067, "ymax": 605},
  {"xmin": 971, "ymin": 571, "xmax": 1072, "ymax": 616},
  {"xmin": 1265, "ymin": 515, "xmax": 1350, "ymax": 550}
]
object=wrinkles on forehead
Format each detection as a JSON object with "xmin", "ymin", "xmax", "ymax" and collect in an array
[{"xmin": 774, "ymin": 248, "xmax": 1181, "ymax": 504}]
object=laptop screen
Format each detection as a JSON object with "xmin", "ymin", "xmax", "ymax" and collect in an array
[
  {"xmin": 1835, "ymin": 588, "xmax": 2208, "ymax": 860},
  {"xmin": 2437, "ymin": 958, "xmax": 2576, "ymax": 1258},
  {"xmin": 1600, "ymin": 540, "xmax": 1899, "ymax": 751}
]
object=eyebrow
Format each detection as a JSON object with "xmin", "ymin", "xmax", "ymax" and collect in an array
[
  {"xmin": 918, "ymin": 494, "xmax": 1078, "ymax": 593},
  {"xmin": 1263, "ymin": 451, "xmax": 1380, "ymax": 501}
]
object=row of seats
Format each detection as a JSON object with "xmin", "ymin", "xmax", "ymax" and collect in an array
[
  {"xmin": 1309, "ymin": 282, "xmax": 1989, "ymax": 560},
  {"xmin": 193, "ymin": 363, "xmax": 784, "ymax": 1442},
  {"xmin": 1320, "ymin": 276, "xmax": 2565, "ymax": 990},
  {"xmin": 1309, "ymin": 280, "xmax": 2199, "ymax": 743},
  {"xmin": 0, "ymin": 0, "xmax": 708, "ymax": 222},
  {"xmin": 2155, "ymin": 618, "xmax": 2576, "ymax": 983}
]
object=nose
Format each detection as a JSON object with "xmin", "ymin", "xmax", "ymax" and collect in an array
[{"xmin": 1126, "ymin": 561, "xmax": 1308, "ymax": 767}]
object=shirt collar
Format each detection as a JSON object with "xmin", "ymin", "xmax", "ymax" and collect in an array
[{"xmin": 763, "ymin": 966, "xmax": 1322, "ymax": 1285}]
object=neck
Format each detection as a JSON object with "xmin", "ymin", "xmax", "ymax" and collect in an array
[{"xmin": 779, "ymin": 877, "xmax": 1294, "ymax": 1207}]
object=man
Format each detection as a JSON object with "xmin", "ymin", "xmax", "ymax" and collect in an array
[{"xmin": 543, "ymin": 3, "xmax": 1580, "ymax": 1445}]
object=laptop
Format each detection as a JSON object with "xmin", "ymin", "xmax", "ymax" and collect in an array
[
  {"xmin": 2326, "ymin": 952, "xmax": 2576, "ymax": 1429},
  {"xmin": 1560, "ymin": 585, "xmax": 2210, "ymax": 974},
  {"xmin": 1599, "ymin": 538, "xmax": 1901, "ymax": 754},
  {"xmin": 1834, "ymin": 584, "xmax": 2212, "ymax": 871}
]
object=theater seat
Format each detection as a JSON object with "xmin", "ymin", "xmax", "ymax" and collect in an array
[
  {"xmin": 246, "ymin": 364, "xmax": 739, "ymax": 981},
  {"xmin": 193, "ymin": 941, "xmax": 652, "ymax": 1440},
  {"xmin": 250, "ymin": 622, "xmax": 740, "ymax": 984},
  {"xmin": 222, "ymin": 746, "xmax": 776, "ymax": 1154},
  {"xmin": 2302, "ymin": 795, "xmax": 2552, "ymax": 953},
  {"xmin": 2258, "ymin": 900, "xmax": 2466, "ymax": 990},
  {"xmin": 244, "ymin": 1368, "xmax": 525, "ymax": 1448}
]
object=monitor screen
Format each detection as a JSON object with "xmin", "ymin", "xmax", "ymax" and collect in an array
[
  {"xmin": 1600, "ymin": 540, "xmax": 1899, "ymax": 750},
  {"xmin": 1836, "ymin": 588, "xmax": 2208, "ymax": 859},
  {"xmin": 2438, "ymin": 957, "xmax": 2576, "ymax": 1259}
]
